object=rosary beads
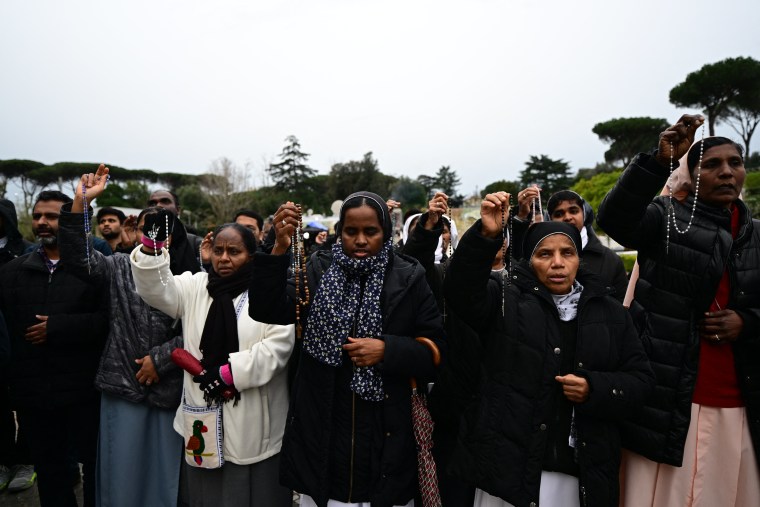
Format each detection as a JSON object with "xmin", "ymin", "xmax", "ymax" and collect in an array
[
  {"xmin": 293, "ymin": 204, "xmax": 310, "ymax": 338},
  {"xmin": 147, "ymin": 213, "xmax": 170, "ymax": 287},
  {"xmin": 501, "ymin": 195, "xmax": 514, "ymax": 316},
  {"xmin": 665, "ymin": 125, "xmax": 705, "ymax": 253},
  {"xmin": 530, "ymin": 185, "xmax": 543, "ymax": 221}
]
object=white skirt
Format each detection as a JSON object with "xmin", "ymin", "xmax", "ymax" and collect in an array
[
  {"xmin": 474, "ymin": 471, "xmax": 580, "ymax": 507},
  {"xmin": 620, "ymin": 403, "xmax": 760, "ymax": 507}
]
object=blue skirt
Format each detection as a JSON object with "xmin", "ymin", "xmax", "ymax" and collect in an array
[{"xmin": 96, "ymin": 393, "xmax": 182, "ymax": 507}]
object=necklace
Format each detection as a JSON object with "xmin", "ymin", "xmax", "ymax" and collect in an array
[{"xmin": 666, "ymin": 125, "xmax": 705, "ymax": 253}]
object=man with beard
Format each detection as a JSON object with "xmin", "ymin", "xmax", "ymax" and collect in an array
[
  {"xmin": 0, "ymin": 190, "xmax": 108, "ymax": 507},
  {"xmin": 96, "ymin": 207, "xmax": 126, "ymax": 253}
]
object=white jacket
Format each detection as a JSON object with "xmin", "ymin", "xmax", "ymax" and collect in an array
[{"xmin": 130, "ymin": 247, "xmax": 295, "ymax": 465}]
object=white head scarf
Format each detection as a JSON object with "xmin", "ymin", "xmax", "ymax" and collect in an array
[{"xmin": 435, "ymin": 215, "xmax": 459, "ymax": 264}]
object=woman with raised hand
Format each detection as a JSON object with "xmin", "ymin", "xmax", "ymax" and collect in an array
[
  {"xmin": 597, "ymin": 114, "xmax": 760, "ymax": 507},
  {"xmin": 444, "ymin": 193, "xmax": 654, "ymax": 507},
  {"xmin": 60, "ymin": 166, "xmax": 184, "ymax": 507},
  {"xmin": 249, "ymin": 191, "xmax": 445, "ymax": 507},
  {"xmin": 129, "ymin": 202, "xmax": 295, "ymax": 507}
]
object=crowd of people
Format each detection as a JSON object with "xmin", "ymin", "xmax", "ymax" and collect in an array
[{"xmin": 0, "ymin": 113, "xmax": 757, "ymax": 507}]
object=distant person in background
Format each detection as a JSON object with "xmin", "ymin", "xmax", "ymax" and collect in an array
[
  {"xmin": 234, "ymin": 209, "xmax": 265, "ymax": 243},
  {"xmin": 96, "ymin": 206, "xmax": 127, "ymax": 253},
  {"xmin": 147, "ymin": 190, "xmax": 203, "ymax": 274},
  {"xmin": 512, "ymin": 188, "xmax": 628, "ymax": 303}
]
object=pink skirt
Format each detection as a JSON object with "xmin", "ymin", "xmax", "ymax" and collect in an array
[{"xmin": 620, "ymin": 403, "xmax": 760, "ymax": 507}]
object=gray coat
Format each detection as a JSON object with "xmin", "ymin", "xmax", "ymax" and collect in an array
[{"xmin": 59, "ymin": 204, "xmax": 183, "ymax": 409}]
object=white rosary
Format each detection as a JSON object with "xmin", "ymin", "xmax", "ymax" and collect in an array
[
  {"xmin": 147, "ymin": 213, "xmax": 170, "ymax": 286},
  {"xmin": 665, "ymin": 125, "xmax": 705, "ymax": 253}
]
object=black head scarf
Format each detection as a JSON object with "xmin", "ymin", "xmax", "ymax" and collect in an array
[
  {"xmin": 522, "ymin": 221, "xmax": 583, "ymax": 261},
  {"xmin": 337, "ymin": 191, "xmax": 392, "ymax": 242}
]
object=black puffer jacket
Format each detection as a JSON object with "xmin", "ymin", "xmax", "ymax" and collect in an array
[
  {"xmin": 0, "ymin": 249, "xmax": 109, "ymax": 409},
  {"xmin": 0, "ymin": 198, "xmax": 33, "ymax": 267},
  {"xmin": 444, "ymin": 222, "xmax": 654, "ymax": 507},
  {"xmin": 597, "ymin": 152, "xmax": 760, "ymax": 467},
  {"xmin": 250, "ymin": 250, "xmax": 444, "ymax": 507},
  {"xmin": 58, "ymin": 204, "xmax": 183, "ymax": 409}
]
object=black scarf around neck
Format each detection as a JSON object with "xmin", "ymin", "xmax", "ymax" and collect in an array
[{"xmin": 199, "ymin": 262, "xmax": 254, "ymax": 395}]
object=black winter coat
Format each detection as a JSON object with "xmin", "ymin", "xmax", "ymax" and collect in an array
[
  {"xmin": 0, "ymin": 249, "xmax": 109, "ymax": 409},
  {"xmin": 58, "ymin": 205, "xmax": 183, "ymax": 409},
  {"xmin": 444, "ymin": 222, "xmax": 654, "ymax": 507},
  {"xmin": 597, "ymin": 152, "xmax": 760, "ymax": 467},
  {"xmin": 249, "ymin": 250, "xmax": 444, "ymax": 507}
]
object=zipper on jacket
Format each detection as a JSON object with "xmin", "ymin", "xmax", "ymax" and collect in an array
[{"xmin": 348, "ymin": 390, "xmax": 356, "ymax": 502}]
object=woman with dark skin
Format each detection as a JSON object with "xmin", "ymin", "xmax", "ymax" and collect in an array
[
  {"xmin": 249, "ymin": 191, "xmax": 444, "ymax": 507},
  {"xmin": 444, "ymin": 193, "xmax": 654, "ymax": 507},
  {"xmin": 597, "ymin": 114, "xmax": 760, "ymax": 506}
]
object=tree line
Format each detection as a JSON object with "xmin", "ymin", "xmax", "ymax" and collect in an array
[{"xmin": 2, "ymin": 56, "xmax": 758, "ymax": 234}]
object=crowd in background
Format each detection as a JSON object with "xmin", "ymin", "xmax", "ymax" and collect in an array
[{"xmin": 0, "ymin": 113, "xmax": 758, "ymax": 507}]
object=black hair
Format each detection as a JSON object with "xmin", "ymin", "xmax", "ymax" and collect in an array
[
  {"xmin": 687, "ymin": 137, "xmax": 744, "ymax": 176},
  {"xmin": 149, "ymin": 189, "xmax": 181, "ymax": 207},
  {"xmin": 337, "ymin": 192, "xmax": 391, "ymax": 241},
  {"xmin": 213, "ymin": 223, "xmax": 257, "ymax": 256},
  {"xmin": 137, "ymin": 206, "xmax": 162, "ymax": 225},
  {"xmin": 547, "ymin": 190, "xmax": 585, "ymax": 216},
  {"xmin": 97, "ymin": 207, "xmax": 126, "ymax": 224},
  {"xmin": 403, "ymin": 208, "xmax": 422, "ymax": 223},
  {"xmin": 34, "ymin": 190, "xmax": 73, "ymax": 209},
  {"xmin": 233, "ymin": 209, "xmax": 264, "ymax": 231}
]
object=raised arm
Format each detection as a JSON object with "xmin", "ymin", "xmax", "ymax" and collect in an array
[
  {"xmin": 597, "ymin": 114, "xmax": 704, "ymax": 250},
  {"xmin": 444, "ymin": 192, "xmax": 509, "ymax": 331}
]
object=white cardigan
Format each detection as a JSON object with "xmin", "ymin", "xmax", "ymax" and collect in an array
[{"xmin": 130, "ymin": 247, "xmax": 295, "ymax": 465}]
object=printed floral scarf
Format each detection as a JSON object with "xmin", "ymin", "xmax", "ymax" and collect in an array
[{"xmin": 303, "ymin": 240, "xmax": 393, "ymax": 401}]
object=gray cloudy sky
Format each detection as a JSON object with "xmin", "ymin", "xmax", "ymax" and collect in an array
[{"xmin": 1, "ymin": 0, "xmax": 759, "ymax": 201}]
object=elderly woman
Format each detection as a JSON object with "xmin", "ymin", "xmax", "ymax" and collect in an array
[
  {"xmin": 444, "ymin": 193, "xmax": 654, "ymax": 507},
  {"xmin": 597, "ymin": 115, "xmax": 760, "ymax": 506},
  {"xmin": 130, "ymin": 210, "xmax": 295, "ymax": 507},
  {"xmin": 249, "ymin": 191, "xmax": 445, "ymax": 507}
]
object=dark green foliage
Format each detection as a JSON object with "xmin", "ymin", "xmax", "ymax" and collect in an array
[
  {"xmin": 390, "ymin": 176, "xmax": 428, "ymax": 209},
  {"xmin": 267, "ymin": 136, "xmax": 317, "ymax": 193},
  {"xmin": 669, "ymin": 56, "xmax": 760, "ymax": 136},
  {"xmin": 592, "ymin": 117, "xmax": 669, "ymax": 168},
  {"xmin": 328, "ymin": 152, "xmax": 397, "ymax": 200},
  {"xmin": 97, "ymin": 180, "xmax": 152, "ymax": 209},
  {"xmin": 481, "ymin": 179, "xmax": 521, "ymax": 198},
  {"xmin": 519, "ymin": 155, "xmax": 573, "ymax": 196},
  {"xmin": 571, "ymin": 170, "xmax": 623, "ymax": 222}
]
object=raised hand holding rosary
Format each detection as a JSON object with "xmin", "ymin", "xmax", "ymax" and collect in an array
[
  {"xmin": 81, "ymin": 173, "xmax": 110, "ymax": 273},
  {"xmin": 146, "ymin": 213, "xmax": 171, "ymax": 287},
  {"xmin": 666, "ymin": 124, "xmax": 706, "ymax": 253}
]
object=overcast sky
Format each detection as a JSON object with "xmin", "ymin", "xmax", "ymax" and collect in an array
[{"xmin": 1, "ymin": 0, "xmax": 758, "ymax": 202}]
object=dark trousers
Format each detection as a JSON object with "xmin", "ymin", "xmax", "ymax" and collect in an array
[
  {"xmin": 0, "ymin": 380, "xmax": 30, "ymax": 466},
  {"xmin": 17, "ymin": 397, "xmax": 100, "ymax": 507}
]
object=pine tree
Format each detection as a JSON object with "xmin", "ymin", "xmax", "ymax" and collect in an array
[{"xmin": 267, "ymin": 136, "xmax": 316, "ymax": 193}]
